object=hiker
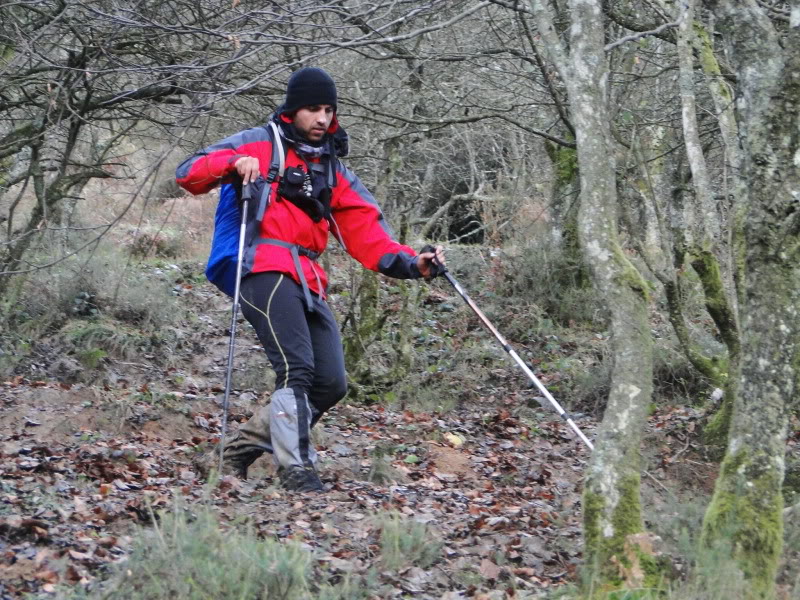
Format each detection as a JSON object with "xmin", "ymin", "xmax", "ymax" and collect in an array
[{"xmin": 176, "ymin": 67, "xmax": 445, "ymax": 492}]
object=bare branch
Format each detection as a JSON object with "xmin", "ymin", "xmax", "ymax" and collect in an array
[{"xmin": 604, "ymin": 17, "xmax": 682, "ymax": 52}]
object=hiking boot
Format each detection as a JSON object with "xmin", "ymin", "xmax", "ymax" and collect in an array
[
  {"xmin": 192, "ymin": 404, "xmax": 272, "ymax": 480},
  {"xmin": 192, "ymin": 440, "xmax": 259, "ymax": 480},
  {"xmin": 278, "ymin": 465, "xmax": 324, "ymax": 492}
]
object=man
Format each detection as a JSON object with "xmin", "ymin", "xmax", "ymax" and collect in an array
[{"xmin": 176, "ymin": 67, "xmax": 444, "ymax": 492}]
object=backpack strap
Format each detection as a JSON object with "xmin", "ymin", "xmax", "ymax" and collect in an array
[
  {"xmin": 256, "ymin": 121, "xmax": 287, "ymax": 224},
  {"xmin": 256, "ymin": 237, "xmax": 322, "ymax": 312},
  {"xmin": 266, "ymin": 121, "xmax": 286, "ymax": 183},
  {"xmin": 326, "ymin": 136, "xmax": 337, "ymax": 189}
]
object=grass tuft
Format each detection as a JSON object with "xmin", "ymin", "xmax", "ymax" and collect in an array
[
  {"xmin": 376, "ymin": 510, "xmax": 442, "ymax": 571},
  {"xmin": 82, "ymin": 501, "xmax": 311, "ymax": 600}
]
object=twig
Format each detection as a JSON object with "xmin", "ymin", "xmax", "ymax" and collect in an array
[
  {"xmin": 670, "ymin": 437, "xmax": 692, "ymax": 463},
  {"xmin": 643, "ymin": 469, "xmax": 674, "ymax": 497},
  {"xmin": 605, "ymin": 19, "xmax": 682, "ymax": 52}
]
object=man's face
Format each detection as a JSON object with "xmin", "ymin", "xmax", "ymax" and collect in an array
[{"xmin": 292, "ymin": 105, "xmax": 335, "ymax": 142}]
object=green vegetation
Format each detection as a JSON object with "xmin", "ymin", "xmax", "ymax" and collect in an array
[
  {"xmin": 0, "ymin": 238, "xmax": 199, "ymax": 377},
  {"xmin": 73, "ymin": 503, "xmax": 313, "ymax": 599},
  {"xmin": 364, "ymin": 444, "xmax": 403, "ymax": 484},
  {"xmin": 58, "ymin": 503, "xmax": 446, "ymax": 600},
  {"xmin": 701, "ymin": 449, "xmax": 784, "ymax": 598},
  {"xmin": 376, "ymin": 510, "xmax": 443, "ymax": 570},
  {"xmin": 58, "ymin": 489, "xmax": 763, "ymax": 600}
]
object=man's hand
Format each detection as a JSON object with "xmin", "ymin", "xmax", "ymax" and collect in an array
[
  {"xmin": 417, "ymin": 245, "xmax": 446, "ymax": 279},
  {"xmin": 234, "ymin": 156, "xmax": 261, "ymax": 185}
]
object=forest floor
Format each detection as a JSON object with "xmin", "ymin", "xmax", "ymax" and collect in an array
[
  {"xmin": 1, "ymin": 177, "xmax": 797, "ymax": 599},
  {"xmin": 0, "ymin": 259, "xmax": 754, "ymax": 600}
]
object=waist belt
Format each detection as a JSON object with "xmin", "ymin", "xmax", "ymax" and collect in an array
[{"xmin": 257, "ymin": 238, "xmax": 323, "ymax": 311}]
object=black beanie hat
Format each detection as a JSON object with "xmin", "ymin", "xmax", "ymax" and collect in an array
[{"xmin": 283, "ymin": 67, "xmax": 337, "ymax": 114}]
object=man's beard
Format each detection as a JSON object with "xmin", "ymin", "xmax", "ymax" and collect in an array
[{"xmin": 279, "ymin": 124, "xmax": 326, "ymax": 159}]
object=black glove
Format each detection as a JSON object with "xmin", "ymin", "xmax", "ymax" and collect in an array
[{"xmin": 419, "ymin": 244, "xmax": 446, "ymax": 278}]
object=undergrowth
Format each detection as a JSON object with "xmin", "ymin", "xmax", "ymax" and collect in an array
[
  {"xmin": 376, "ymin": 510, "xmax": 443, "ymax": 570},
  {"xmin": 0, "ymin": 238, "xmax": 200, "ymax": 377},
  {"xmin": 65, "ymin": 496, "xmax": 795, "ymax": 600},
  {"xmin": 59, "ymin": 502, "xmax": 445, "ymax": 600},
  {"xmin": 68, "ymin": 501, "xmax": 313, "ymax": 600}
]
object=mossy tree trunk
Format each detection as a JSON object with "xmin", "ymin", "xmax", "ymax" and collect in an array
[
  {"xmin": 675, "ymin": 0, "xmax": 742, "ymax": 445},
  {"xmin": 342, "ymin": 129, "xmax": 419, "ymax": 397},
  {"xmin": 531, "ymin": 0, "xmax": 654, "ymax": 590},
  {"xmin": 612, "ymin": 2, "xmax": 745, "ymax": 447},
  {"xmin": 544, "ymin": 140, "xmax": 587, "ymax": 287},
  {"xmin": 700, "ymin": 2, "xmax": 800, "ymax": 597}
]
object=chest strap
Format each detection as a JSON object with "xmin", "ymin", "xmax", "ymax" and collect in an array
[{"xmin": 257, "ymin": 238, "xmax": 322, "ymax": 311}]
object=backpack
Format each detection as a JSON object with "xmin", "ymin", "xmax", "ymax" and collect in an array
[{"xmin": 205, "ymin": 121, "xmax": 285, "ymax": 297}]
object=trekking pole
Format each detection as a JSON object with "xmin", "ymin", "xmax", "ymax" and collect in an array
[
  {"xmin": 219, "ymin": 183, "xmax": 251, "ymax": 472},
  {"xmin": 433, "ymin": 259, "xmax": 594, "ymax": 451}
]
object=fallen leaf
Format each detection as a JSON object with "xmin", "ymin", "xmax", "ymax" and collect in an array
[
  {"xmin": 479, "ymin": 558, "xmax": 502, "ymax": 581},
  {"xmin": 34, "ymin": 569, "xmax": 59, "ymax": 584},
  {"xmin": 69, "ymin": 549, "xmax": 92, "ymax": 561},
  {"xmin": 444, "ymin": 432, "xmax": 465, "ymax": 448}
]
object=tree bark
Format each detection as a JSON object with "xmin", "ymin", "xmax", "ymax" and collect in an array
[
  {"xmin": 700, "ymin": 2, "xmax": 800, "ymax": 597},
  {"xmin": 544, "ymin": 139, "xmax": 583, "ymax": 280},
  {"xmin": 531, "ymin": 0, "xmax": 655, "ymax": 588},
  {"xmin": 674, "ymin": 0, "xmax": 742, "ymax": 445}
]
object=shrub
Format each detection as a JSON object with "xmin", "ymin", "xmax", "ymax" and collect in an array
[
  {"xmin": 129, "ymin": 228, "xmax": 184, "ymax": 259},
  {"xmin": 83, "ymin": 503, "xmax": 311, "ymax": 600},
  {"xmin": 652, "ymin": 343, "xmax": 711, "ymax": 402},
  {"xmin": 487, "ymin": 243, "xmax": 606, "ymax": 328},
  {"xmin": 364, "ymin": 444, "xmax": 402, "ymax": 485}
]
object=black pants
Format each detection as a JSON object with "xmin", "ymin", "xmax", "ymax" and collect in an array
[{"xmin": 239, "ymin": 271, "xmax": 347, "ymax": 420}]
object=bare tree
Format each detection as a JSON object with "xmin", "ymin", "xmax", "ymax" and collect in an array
[
  {"xmin": 698, "ymin": 1, "xmax": 800, "ymax": 596},
  {"xmin": 2, "ymin": 0, "xmax": 520, "ymax": 299},
  {"xmin": 529, "ymin": 0, "xmax": 656, "ymax": 586}
]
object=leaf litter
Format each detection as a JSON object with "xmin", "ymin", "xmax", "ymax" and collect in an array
[
  {"xmin": 0, "ymin": 277, "xmax": 727, "ymax": 599},
  {"xmin": 0, "ymin": 373, "xmax": 593, "ymax": 598}
]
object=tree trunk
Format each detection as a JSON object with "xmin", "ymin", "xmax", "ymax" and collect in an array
[
  {"xmin": 700, "ymin": 2, "xmax": 800, "ymax": 597},
  {"xmin": 531, "ymin": 0, "xmax": 655, "ymax": 588},
  {"xmin": 675, "ymin": 0, "xmax": 742, "ymax": 446},
  {"xmin": 544, "ymin": 139, "xmax": 586, "ymax": 286}
]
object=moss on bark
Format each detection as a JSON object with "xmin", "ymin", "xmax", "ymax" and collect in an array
[
  {"xmin": 342, "ymin": 271, "xmax": 385, "ymax": 388},
  {"xmin": 692, "ymin": 22, "xmax": 733, "ymax": 103},
  {"xmin": 702, "ymin": 385, "xmax": 733, "ymax": 448},
  {"xmin": 0, "ymin": 155, "xmax": 11, "ymax": 188},
  {"xmin": 701, "ymin": 448, "xmax": 784, "ymax": 598},
  {"xmin": 684, "ymin": 249, "xmax": 740, "ymax": 446},
  {"xmin": 784, "ymin": 454, "xmax": 800, "ymax": 506},
  {"xmin": 611, "ymin": 243, "xmax": 652, "ymax": 302},
  {"xmin": 545, "ymin": 140, "xmax": 578, "ymax": 186},
  {"xmin": 662, "ymin": 279, "xmax": 728, "ymax": 386},
  {"xmin": 545, "ymin": 139, "xmax": 588, "ymax": 288},
  {"xmin": 583, "ymin": 474, "xmax": 668, "ymax": 593},
  {"xmin": 690, "ymin": 250, "xmax": 740, "ymax": 356}
]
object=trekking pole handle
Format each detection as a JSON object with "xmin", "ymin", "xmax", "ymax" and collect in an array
[{"xmin": 435, "ymin": 256, "xmax": 594, "ymax": 451}]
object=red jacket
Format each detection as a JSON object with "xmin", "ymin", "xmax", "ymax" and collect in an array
[{"xmin": 176, "ymin": 120, "xmax": 420, "ymax": 297}]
